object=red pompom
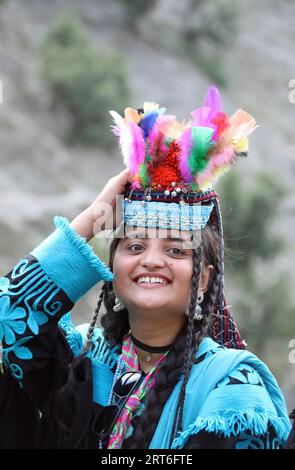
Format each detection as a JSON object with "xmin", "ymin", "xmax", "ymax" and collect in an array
[{"xmin": 151, "ymin": 141, "xmax": 182, "ymax": 188}]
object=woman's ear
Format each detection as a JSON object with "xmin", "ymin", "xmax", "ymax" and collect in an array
[{"xmin": 199, "ymin": 264, "xmax": 214, "ymax": 293}]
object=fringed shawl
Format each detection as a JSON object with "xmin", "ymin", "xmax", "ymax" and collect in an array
[{"xmin": 149, "ymin": 338, "xmax": 290, "ymax": 449}]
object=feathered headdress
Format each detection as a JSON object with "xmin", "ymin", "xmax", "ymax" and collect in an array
[
  {"xmin": 109, "ymin": 86, "xmax": 258, "ymax": 350},
  {"xmin": 110, "ymin": 85, "xmax": 257, "ymax": 194}
]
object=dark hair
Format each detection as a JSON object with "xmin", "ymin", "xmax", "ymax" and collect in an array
[{"xmin": 57, "ymin": 222, "xmax": 221, "ymax": 448}]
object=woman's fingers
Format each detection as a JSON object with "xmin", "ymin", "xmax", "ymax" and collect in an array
[{"xmin": 89, "ymin": 168, "xmax": 133, "ymax": 235}]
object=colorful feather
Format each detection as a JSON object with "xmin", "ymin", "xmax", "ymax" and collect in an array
[
  {"xmin": 196, "ymin": 146, "xmax": 236, "ymax": 189},
  {"xmin": 128, "ymin": 121, "xmax": 146, "ymax": 175},
  {"xmin": 139, "ymin": 108, "xmax": 166, "ymax": 139},
  {"xmin": 124, "ymin": 107, "xmax": 141, "ymax": 124},
  {"xmin": 203, "ymin": 84, "xmax": 223, "ymax": 118},
  {"xmin": 210, "ymin": 112, "xmax": 230, "ymax": 139},
  {"xmin": 188, "ymin": 126, "xmax": 214, "ymax": 177},
  {"xmin": 190, "ymin": 106, "xmax": 211, "ymax": 126},
  {"xmin": 143, "ymin": 102, "xmax": 160, "ymax": 113},
  {"xmin": 227, "ymin": 109, "xmax": 258, "ymax": 140},
  {"xmin": 109, "ymin": 110, "xmax": 145, "ymax": 176},
  {"xmin": 148, "ymin": 114, "xmax": 175, "ymax": 164},
  {"xmin": 110, "ymin": 86, "xmax": 257, "ymax": 191},
  {"xmin": 225, "ymin": 109, "xmax": 258, "ymax": 154},
  {"xmin": 109, "ymin": 110, "xmax": 131, "ymax": 166},
  {"xmin": 179, "ymin": 127, "xmax": 193, "ymax": 182}
]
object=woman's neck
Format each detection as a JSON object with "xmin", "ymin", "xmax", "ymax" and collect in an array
[{"xmin": 128, "ymin": 313, "xmax": 185, "ymax": 373}]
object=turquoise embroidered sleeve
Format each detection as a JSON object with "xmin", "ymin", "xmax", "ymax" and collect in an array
[
  {"xmin": 0, "ymin": 256, "xmax": 74, "ymax": 389},
  {"xmin": 0, "ymin": 216, "xmax": 113, "ymax": 400},
  {"xmin": 31, "ymin": 216, "xmax": 113, "ymax": 302}
]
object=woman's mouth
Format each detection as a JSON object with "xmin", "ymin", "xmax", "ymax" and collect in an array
[{"xmin": 133, "ymin": 276, "xmax": 171, "ymax": 287}]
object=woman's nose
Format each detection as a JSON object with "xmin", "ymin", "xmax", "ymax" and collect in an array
[{"xmin": 139, "ymin": 248, "xmax": 165, "ymax": 268}]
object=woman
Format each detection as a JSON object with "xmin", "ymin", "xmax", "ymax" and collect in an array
[{"xmin": 0, "ymin": 86, "xmax": 291, "ymax": 449}]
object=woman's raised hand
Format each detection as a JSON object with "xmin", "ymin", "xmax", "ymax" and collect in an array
[{"xmin": 70, "ymin": 168, "xmax": 133, "ymax": 241}]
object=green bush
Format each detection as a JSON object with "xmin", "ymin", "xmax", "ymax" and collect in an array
[
  {"xmin": 41, "ymin": 13, "xmax": 131, "ymax": 146},
  {"xmin": 178, "ymin": 0, "xmax": 240, "ymax": 85},
  {"xmin": 118, "ymin": 0, "xmax": 158, "ymax": 29}
]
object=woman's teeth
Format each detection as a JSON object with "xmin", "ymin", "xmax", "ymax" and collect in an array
[{"xmin": 136, "ymin": 277, "xmax": 168, "ymax": 285}]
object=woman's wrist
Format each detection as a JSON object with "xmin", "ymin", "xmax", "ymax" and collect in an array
[{"xmin": 69, "ymin": 207, "xmax": 95, "ymax": 242}]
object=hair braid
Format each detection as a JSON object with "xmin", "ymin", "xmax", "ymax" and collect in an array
[
  {"xmin": 78, "ymin": 281, "xmax": 109, "ymax": 361},
  {"xmin": 205, "ymin": 227, "xmax": 223, "ymax": 343},
  {"xmin": 170, "ymin": 244, "xmax": 204, "ymax": 440}
]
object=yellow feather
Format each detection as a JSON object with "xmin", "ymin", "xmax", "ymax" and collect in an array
[
  {"xmin": 143, "ymin": 102, "xmax": 159, "ymax": 113},
  {"xmin": 233, "ymin": 136, "xmax": 249, "ymax": 153}
]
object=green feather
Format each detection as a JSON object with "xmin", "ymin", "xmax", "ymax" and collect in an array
[
  {"xmin": 139, "ymin": 150, "xmax": 153, "ymax": 188},
  {"xmin": 188, "ymin": 126, "xmax": 214, "ymax": 177},
  {"xmin": 139, "ymin": 161, "xmax": 149, "ymax": 188}
]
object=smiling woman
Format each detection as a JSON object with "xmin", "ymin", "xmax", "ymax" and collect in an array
[
  {"xmin": 0, "ymin": 87, "xmax": 291, "ymax": 449},
  {"xmin": 107, "ymin": 225, "xmax": 214, "ymax": 372}
]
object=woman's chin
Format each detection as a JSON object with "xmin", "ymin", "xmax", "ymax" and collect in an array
[{"xmin": 127, "ymin": 299, "xmax": 169, "ymax": 312}]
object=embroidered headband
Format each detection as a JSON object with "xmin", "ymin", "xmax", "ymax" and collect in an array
[{"xmin": 109, "ymin": 86, "xmax": 257, "ymax": 349}]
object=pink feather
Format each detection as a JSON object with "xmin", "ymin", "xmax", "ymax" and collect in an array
[
  {"xmin": 179, "ymin": 127, "xmax": 193, "ymax": 182},
  {"xmin": 203, "ymin": 85, "xmax": 223, "ymax": 118},
  {"xmin": 190, "ymin": 106, "xmax": 211, "ymax": 126},
  {"xmin": 196, "ymin": 146, "xmax": 235, "ymax": 187},
  {"xmin": 128, "ymin": 121, "xmax": 146, "ymax": 175},
  {"xmin": 110, "ymin": 110, "xmax": 145, "ymax": 176},
  {"xmin": 130, "ymin": 179, "xmax": 142, "ymax": 190}
]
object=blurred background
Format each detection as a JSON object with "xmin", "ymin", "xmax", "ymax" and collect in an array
[{"xmin": 0, "ymin": 0, "xmax": 294, "ymax": 409}]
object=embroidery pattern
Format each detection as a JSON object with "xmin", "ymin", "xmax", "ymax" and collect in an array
[
  {"xmin": 0, "ymin": 256, "xmax": 68, "ymax": 385},
  {"xmin": 214, "ymin": 364, "xmax": 264, "ymax": 389}
]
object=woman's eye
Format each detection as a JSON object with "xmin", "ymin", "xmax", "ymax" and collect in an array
[
  {"xmin": 128, "ymin": 244, "xmax": 144, "ymax": 252},
  {"xmin": 168, "ymin": 247, "xmax": 185, "ymax": 256}
]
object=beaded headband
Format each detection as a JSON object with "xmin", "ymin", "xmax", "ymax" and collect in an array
[{"xmin": 110, "ymin": 86, "xmax": 257, "ymax": 349}]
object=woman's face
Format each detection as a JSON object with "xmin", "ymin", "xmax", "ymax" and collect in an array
[{"xmin": 112, "ymin": 226, "xmax": 207, "ymax": 321}]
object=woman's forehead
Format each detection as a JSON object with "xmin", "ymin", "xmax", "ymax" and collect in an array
[
  {"xmin": 125, "ymin": 226, "xmax": 188, "ymax": 239},
  {"xmin": 123, "ymin": 225, "xmax": 201, "ymax": 242}
]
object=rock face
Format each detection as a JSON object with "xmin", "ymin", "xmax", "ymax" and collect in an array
[{"xmin": 0, "ymin": 0, "xmax": 294, "ymax": 406}]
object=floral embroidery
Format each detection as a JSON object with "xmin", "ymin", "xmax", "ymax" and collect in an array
[
  {"xmin": 0, "ymin": 256, "xmax": 73, "ymax": 388},
  {"xmin": 0, "ymin": 295, "xmax": 27, "ymax": 345},
  {"xmin": 4, "ymin": 336, "xmax": 34, "ymax": 360},
  {"xmin": 235, "ymin": 429, "xmax": 284, "ymax": 449},
  {"xmin": 26, "ymin": 309, "xmax": 49, "ymax": 335},
  {"xmin": 2, "ymin": 336, "xmax": 33, "ymax": 385},
  {"xmin": 214, "ymin": 364, "xmax": 264, "ymax": 389}
]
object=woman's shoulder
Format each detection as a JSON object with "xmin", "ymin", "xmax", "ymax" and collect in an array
[{"xmin": 190, "ymin": 336, "xmax": 275, "ymax": 399}]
